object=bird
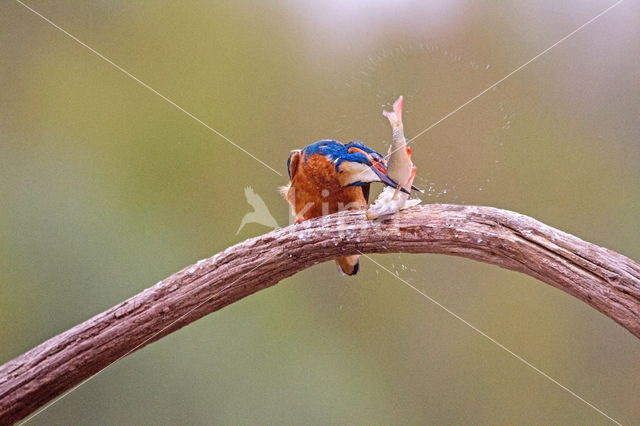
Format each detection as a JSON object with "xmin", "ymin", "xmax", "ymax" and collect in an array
[
  {"xmin": 236, "ymin": 186, "xmax": 280, "ymax": 235},
  {"xmin": 280, "ymin": 139, "xmax": 405, "ymax": 276}
]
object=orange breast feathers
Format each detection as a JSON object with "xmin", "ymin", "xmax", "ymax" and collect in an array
[{"xmin": 281, "ymin": 153, "xmax": 367, "ymax": 222}]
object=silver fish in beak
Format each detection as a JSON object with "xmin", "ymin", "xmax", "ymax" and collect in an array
[{"xmin": 367, "ymin": 96, "xmax": 422, "ymax": 219}]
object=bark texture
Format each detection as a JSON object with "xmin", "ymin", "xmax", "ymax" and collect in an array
[{"xmin": 1, "ymin": 204, "xmax": 639, "ymax": 424}]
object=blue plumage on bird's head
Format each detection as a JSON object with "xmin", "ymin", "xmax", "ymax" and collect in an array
[
  {"xmin": 280, "ymin": 139, "xmax": 411, "ymax": 276},
  {"xmin": 296, "ymin": 140, "xmax": 401, "ymax": 189}
]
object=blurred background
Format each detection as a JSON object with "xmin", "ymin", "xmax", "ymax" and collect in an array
[{"xmin": 1, "ymin": 0, "xmax": 639, "ymax": 424}]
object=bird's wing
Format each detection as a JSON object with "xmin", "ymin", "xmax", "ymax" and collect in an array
[
  {"xmin": 362, "ymin": 183, "xmax": 371, "ymax": 203},
  {"xmin": 287, "ymin": 150, "xmax": 302, "ymax": 180}
]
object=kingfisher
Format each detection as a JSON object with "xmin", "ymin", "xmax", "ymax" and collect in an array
[{"xmin": 280, "ymin": 139, "xmax": 407, "ymax": 276}]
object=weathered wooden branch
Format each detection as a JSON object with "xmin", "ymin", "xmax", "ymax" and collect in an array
[{"xmin": 1, "ymin": 204, "xmax": 639, "ymax": 423}]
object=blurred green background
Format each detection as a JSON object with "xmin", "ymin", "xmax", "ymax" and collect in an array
[{"xmin": 1, "ymin": 0, "xmax": 639, "ymax": 424}]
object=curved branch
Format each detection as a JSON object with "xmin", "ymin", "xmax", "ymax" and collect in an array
[{"xmin": 1, "ymin": 204, "xmax": 639, "ymax": 423}]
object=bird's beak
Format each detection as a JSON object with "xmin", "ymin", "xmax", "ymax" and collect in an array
[
  {"xmin": 347, "ymin": 147, "xmax": 414, "ymax": 195},
  {"xmin": 371, "ymin": 154, "xmax": 423, "ymax": 194},
  {"xmin": 370, "ymin": 164, "xmax": 411, "ymax": 195},
  {"xmin": 411, "ymin": 184, "xmax": 424, "ymax": 193}
]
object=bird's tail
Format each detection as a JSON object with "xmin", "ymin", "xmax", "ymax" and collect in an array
[{"xmin": 336, "ymin": 255, "xmax": 360, "ymax": 276}]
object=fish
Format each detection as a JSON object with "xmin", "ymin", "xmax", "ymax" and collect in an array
[{"xmin": 366, "ymin": 96, "xmax": 422, "ymax": 220}]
